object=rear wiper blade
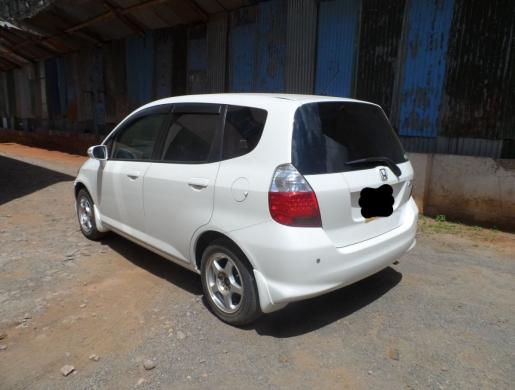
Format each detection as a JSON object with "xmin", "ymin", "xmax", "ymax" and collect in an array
[{"xmin": 345, "ymin": 157, "xmax": 402, "ymax": 178}]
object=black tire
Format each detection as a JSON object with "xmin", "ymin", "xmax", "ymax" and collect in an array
[
  {"xmin": 76, "ymin": 189, "xmax": 107, "ymax": 241},
  {"xmin": 201, "ymin": 239, "xmax": 262, "ymax": 326}
]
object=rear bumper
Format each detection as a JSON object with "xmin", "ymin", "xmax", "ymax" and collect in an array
[{"xmin": 230, "ymin": 198, "xmax": 418, "ymax": 313}]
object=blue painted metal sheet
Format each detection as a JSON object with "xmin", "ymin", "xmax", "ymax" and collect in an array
[
  {"xmin": 315, "ymin": 0, "xmax": 360, "ymax": 97},
  {"xmin": 188, "ymin": 25, "xmax": 207, "ymax": 71},
  {"xmin": 126, "ymin": 31, "xmax": 155, "ymax": 111},
  {"xmin": 154, "ymin": 28, "xmax": 173, "ymax": 100},
  {"xmin": 187, "ymin": 25, "xmax": 208, "ymax": 94},
  {"xmin": 45, "ymin": 58, "xmax": 60, "ymax": 120},
  {"xmin": 398, "ymin": 0, "xmax": 454, "ymax": 137},
  {"xmin": 255, "ymin": 0, "xmax": 286, "ymax": 92},
  {"xmin": 230, "ymin": 7, "xmax": 257, "ymax": 92},
  {"xmin": 56, "ymin": 57, "xmax": 68, "ymax": 120},
  {"xmin": 207, "ymin": 12, "xmax": 228, "ymax": 93},
  {"xmin": 93, "ymin": 48, "xmax": 106, "ymax": 133}
]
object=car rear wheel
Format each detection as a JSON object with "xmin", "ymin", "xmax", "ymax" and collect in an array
[
  {"xmin": 77, "ymin": 189, "xmax": 107, "ymax": 241},
  {"xmin": 201, "ymin": 240, "xmax": 262, "ymax": 325}
]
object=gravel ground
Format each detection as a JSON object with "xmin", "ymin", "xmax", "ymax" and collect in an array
[{"xmin": 0, "ymin": 144, "xmax": 514, "ymax": 390}]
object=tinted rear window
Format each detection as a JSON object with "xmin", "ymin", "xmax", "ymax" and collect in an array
[{"xmin": 292, "ymin": 102, "xmax": 408, "ymax": 175}]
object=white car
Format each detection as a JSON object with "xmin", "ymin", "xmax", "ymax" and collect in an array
[{"xmin": 75, "ymin": 94, "xmax": 418, "ymax": 325}]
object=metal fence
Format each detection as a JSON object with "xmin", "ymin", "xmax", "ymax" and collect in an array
[{"xmin": 1, "ymin": 0, "xmax": 514, "ymax": 158}]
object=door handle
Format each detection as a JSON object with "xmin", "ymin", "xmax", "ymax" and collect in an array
[
  {"xmin": 188, "ymin": 178, "xmax": 209, "ymax": 188},
  {"xmin": 127, "ymin": 170, "xmax": 140, "ymax": 180}
]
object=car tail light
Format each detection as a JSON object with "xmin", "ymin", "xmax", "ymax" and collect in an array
[{"xmin": 268, "ymin": 164, "xmax": 322, "ymax": 228}]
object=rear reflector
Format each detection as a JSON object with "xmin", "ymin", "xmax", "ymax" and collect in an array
[{"xmin": 268, "ymin": 164, "xmax": 322, "ymax": 228}]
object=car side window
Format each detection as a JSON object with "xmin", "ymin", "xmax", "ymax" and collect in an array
[
  {"xmin": 110, "ymin": 114, "xmax": 166, "ymax": 160},
  {"xmin": 222, "ymin": 105, "xmax": 267, "ymax": 160},
  {"xmin": 161, "ymin": 112, "xmax": 220, "ymax": 163}
]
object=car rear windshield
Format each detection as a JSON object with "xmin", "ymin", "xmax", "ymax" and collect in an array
[{"xmin": 292, "ymin": 102, "xmax": 408, "ymax": 175}]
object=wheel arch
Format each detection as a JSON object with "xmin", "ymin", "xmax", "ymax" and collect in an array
[
  {"xmin": 74, "ymin": 181, "xmax": 87, "ymax": 199},
  {"xmin": 193, "ymin": 230, "xmax": 255, "ymax": 272}
]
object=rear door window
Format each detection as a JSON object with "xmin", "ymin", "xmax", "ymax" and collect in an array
[
  {"xmin": 292, "ymin": 102, "xmax": 408, "ymax": 175},
  {"xmin": 222, "ymin": 105, "xmax": 267, "ymax": 160},
  {"xmin": 160, "ymin": 108, "xmax": 221, "ymax": 163}
]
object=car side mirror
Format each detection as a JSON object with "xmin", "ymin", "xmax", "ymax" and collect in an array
[{"xmin": 87, "ymin": 145, "xmax": 107, "ymax": 160}]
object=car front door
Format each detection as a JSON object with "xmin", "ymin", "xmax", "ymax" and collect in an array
[
  {"xmin": 98, "ymin": 105, "xmax": 171, "ymax": 242},
  {"xmin": 143, "ymin": 103, "xmax": 224, "ymax": 263}
]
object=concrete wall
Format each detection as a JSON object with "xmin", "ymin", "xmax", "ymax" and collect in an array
[{"xmin": 409, "ymin": 153, "xmax": 515, "ymax": 231}]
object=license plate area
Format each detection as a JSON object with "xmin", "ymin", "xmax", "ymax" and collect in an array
[{"xmin": 359, "ymin": 184, "xmax": 394, "ymax": 220}]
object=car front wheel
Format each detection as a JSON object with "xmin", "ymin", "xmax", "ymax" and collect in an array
[
  {"xmin": 76, "ymin": 189, "xmax": 107, "ymax": 241},
  {"xmin": 201, "ymin": 240, "xmax": 262, "ymax": 326}
]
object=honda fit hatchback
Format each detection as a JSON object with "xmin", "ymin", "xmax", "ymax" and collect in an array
[{"xmin": 75, "ymin": 94, "xmax": 418, "ymax": 325}]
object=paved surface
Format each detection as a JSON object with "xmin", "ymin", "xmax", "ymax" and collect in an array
[{"xmin": 0, "ymin": 144, "xmax": 514, "ymax": 389}]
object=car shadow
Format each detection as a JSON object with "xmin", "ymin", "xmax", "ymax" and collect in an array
[
  {"xmin": 243, "ymin": 266, "xmax": 403, "ymax": 338},
  {"xmin": 100, "ymin": 234, "xmax": 203, "ymax": 296},
  {"xmin": 101, "ymin": 232, "xmax": 402, "ymax": 336},
  {"xmin": 0, "ymin": 155, "xmax": 75, "ymax": 206}
]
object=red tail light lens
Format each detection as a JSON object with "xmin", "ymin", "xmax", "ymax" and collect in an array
[{"xmin": 268, "ymin": 164, "xmax": 322, "ymax": 228}]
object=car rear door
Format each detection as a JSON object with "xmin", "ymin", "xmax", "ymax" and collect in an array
[
  {"xmin": 99, "ymin": 105, "xmax": 171, "ymax": 242},
  {"xmin": 292, "ymin": 101, "xmax": 413, "ymax": 247},
  {"xmin": 142, "ymin": 103, "xmax": 224, "ymax": 263}
]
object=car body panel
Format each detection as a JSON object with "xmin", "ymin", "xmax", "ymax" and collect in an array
[{"xmin": 143, "ymin": 161, "xmax": 221, "ymax": 263}]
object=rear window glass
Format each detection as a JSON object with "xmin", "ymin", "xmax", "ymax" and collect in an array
[
  {"xmin": 222, "ymin": 105, "xmax": 267, "ymax": 160},
  {"xmin": 292, "ymin": 102, "xmax": 408, "ymax": 175}
]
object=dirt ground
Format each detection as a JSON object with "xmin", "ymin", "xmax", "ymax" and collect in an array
[{"xmin": 0, "ymin": 143, "xmax": 514, "ymax": 390}]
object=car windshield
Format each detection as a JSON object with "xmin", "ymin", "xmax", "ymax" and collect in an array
[{"xmin": 292, "ymin": 102, "xmax": 408, "ymax": 175}]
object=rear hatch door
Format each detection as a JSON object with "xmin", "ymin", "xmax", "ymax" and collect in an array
[{"xmin": 292, "ymin": 101, "xmax": 414, "ymax": 247}]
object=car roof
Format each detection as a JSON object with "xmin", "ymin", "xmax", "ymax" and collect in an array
[{"xmin": 141, "ymin": 93, "xmax": 377, "ymax": 110}]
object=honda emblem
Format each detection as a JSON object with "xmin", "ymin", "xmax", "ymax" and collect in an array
[{"xmin": 379, "ymin": 168, "xmax": 388, "ymax": 181}]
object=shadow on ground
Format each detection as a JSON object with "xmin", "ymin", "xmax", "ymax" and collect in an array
[
  {"xmin": 101, "ymin": 233, "xmax": 203, "ymax": 296},
  {"xmin": 246, "ymin": 266, "xmax": 403, "ymax": 337},
  {"xmin": 103, "ymin": 231, "xmax": 402, "ymax": 337},
  {"xmin": 0, "ymin": 155, "xmax": 75, "ymax": 206}
]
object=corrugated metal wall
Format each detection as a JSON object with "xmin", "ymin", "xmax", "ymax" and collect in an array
[
  {"xmin": 187, "ymin": 25, "xmax": 208, "ymax": 94},
  {"xmin": 398, "ymin": 0, "xmax": 454, "ymax": 138},
  {"xmin": 356, "ymin": 0, "xmax": 405, "ymax": 117},
  {"xmin": 284, "ymin": 0, "xmax": 317, "ymax": 94},
  {"xmin": 1, "ymin": 0, "xmax": 514, "ymax": 158},
  {"xmin": 230, "ymin": 6, "xmax": 257, "ymax": 92},
  {"xmin": 207, "ymin": 12, "xmax": 229, "ymax": 93},
  {"xmin": 255, "ymin": 0, "xmax": 286, "ymax": 92},
  {"xmin": 315, "ymin": 0, "xmax": 360, "ymax": 96}
]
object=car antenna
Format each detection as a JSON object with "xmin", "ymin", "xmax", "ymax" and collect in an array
[{"xmin": 321, "ymin": 69, "xmax": 340, "ymax": 96}]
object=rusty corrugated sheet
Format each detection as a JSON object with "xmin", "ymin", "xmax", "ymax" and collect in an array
[
  {"xmin": 187, "ymin": 25, "xmax": 208, "ymax": 94},
  {"xmin": 284, "ymin": 0, "xmax": 317, "ymax": 94},
  {"xmin": 356, "ymin": 0, "xmax": 405, "ymax": 117},
  {"xmin": 65, "ymin": 54, "xmax": 78, "ymax": 123},
  {"xmin": 440, "ymin": 0, "xmax": 515, "ymax": 142},
  {"xmin": 229, "ymin": 6, "xmax": 257, "ymax": 92},
  {"xmin": 255, "ymin": 0, "xmax": 286, "ymax": 92},
  {"xmin": 315, "ymin": 0, "xmax": 360, "ymax": 97},
  {"xmin": 207, "ymin": 12, "xmax": 229, "ymax": 93},
  {"xmin": 397, "ymin": 0, "xmax": 454, "ymax": 137}
]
